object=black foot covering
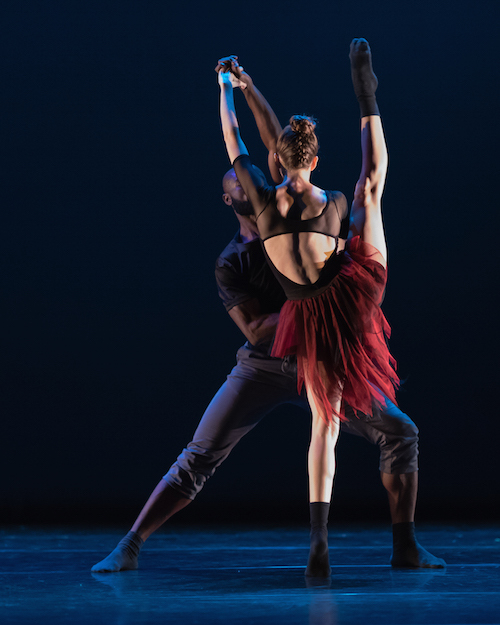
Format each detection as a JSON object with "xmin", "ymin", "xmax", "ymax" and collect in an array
[
  {"xmin": 391, "ymin": 522, "xmax": 446, "ymax": 569},
  {"xmin": 305, "ymin": 529, "xmax": 331, "ymax": 578},
  {"xmin": 91, "ymin": 531, "xmax": 144, "ymax": 573},
  {"xmin": 305, "ymin": 503, "xmax": 331, "ymax": 578},
  {"xmin": 349, "ymin": 38, "xmax": 379, "ymax": 117}
]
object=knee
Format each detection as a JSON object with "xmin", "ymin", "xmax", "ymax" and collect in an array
[
  {"xmin": 398, "ymin": 415, "xmax": 419, "ymax": 442},
  {"xmin": 379, "ymin": 413, "xmax": 419, "ymax": 475},
  {"xmin": 380, "ymin": 406, "xmax": 419, "ymax": 442},
  {"xmin": 178, "ymin": 443, "xmax": 228, "ymax": 478},
  {"xmin": 164, "ymin": 444, "xmax": 229, "ymax": 499}
]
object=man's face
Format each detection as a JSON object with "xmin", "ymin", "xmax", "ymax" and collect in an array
[
  {"xmin": 222, "ymin": 170, "xmax": 253, "ymax": 216},
  {"xmin": 226, "ymin": 172, "xmax": 248, "ymax": 204}
]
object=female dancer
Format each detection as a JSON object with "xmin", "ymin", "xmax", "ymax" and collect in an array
[{"xmin": 219, "ymin": 38, "xmax": 399, "ymax": 577}]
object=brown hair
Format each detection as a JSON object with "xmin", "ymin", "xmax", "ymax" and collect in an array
[{"xmin": 276, "ymin": 115, "xmax": 318, "ymax": 171}]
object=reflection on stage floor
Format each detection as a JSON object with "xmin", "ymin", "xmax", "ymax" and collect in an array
[{"xmin": 1, "ymin": 524, "xmax": 499, "ymax": 624}]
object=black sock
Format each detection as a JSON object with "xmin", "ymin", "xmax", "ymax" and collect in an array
[
  {"xmin": 392, "ymin": 521, "xmax": 416, "ymax": 547},
  {"xmin": 350, "ymin": 38, "xmax": 380, "ymax": 117},
  {"xmin": 305, "ymin": 502, "xmax": 331, "ymax": 577},
  {"xmin": 391, "ymin": 521, "xmax": 446, "ymax": 568},
  {"xmin": 310, "ymin": 502, "xmax": 330, "ymax": 534}
]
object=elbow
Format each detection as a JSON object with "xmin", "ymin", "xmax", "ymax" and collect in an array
[
  {"xmin": 246, "ymin": 323, "xmax": 264, "ymax": 346},
  {"xmin": 246, "ymin": 331, "xmax": 261, "ymax": 346},
  {"xmin": 222, "ymin": 125, "xmax": 239, "ymax": 145},
  {"xmin": 246, "ymin": 321, "xmax": 273, "ymax": 346}
]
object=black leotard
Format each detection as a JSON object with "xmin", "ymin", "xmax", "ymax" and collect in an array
[{"xmin": 233, "ymin": 154, "xmax": 350, "ymax": 299}]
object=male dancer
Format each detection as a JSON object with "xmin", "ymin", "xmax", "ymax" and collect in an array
[{"xmin": 91, "ymin": 48, "xmax": 445, "ymax": 574}]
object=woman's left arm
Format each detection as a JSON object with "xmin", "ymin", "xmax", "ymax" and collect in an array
[{"xmin": 219, "ymin": 70, "xmax": 248, "ymax": 164}]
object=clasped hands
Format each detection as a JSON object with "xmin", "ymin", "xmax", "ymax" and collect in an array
[{"xmin": 215, "ymin": 55, "xmax": 251, "ymax": 90}]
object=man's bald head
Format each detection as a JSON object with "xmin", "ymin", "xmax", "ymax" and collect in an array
[{"xmin": 222, "ymin": 166, "xmax": 266, "ymax": 216}]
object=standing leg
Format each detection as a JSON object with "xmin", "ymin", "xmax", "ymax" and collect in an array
[
  {"xmin": 381, "ymin": 470, "xmax": 417, "ymax": 524},
  {"xmin": 383, "ymin": 471, "xmax": 445, "ymax": 568},
  {"xmin": 91, "ymin": 349, "xmax": 300, "ymax": 572},
  {"xmin": 343, "ymin": 397, "xmax": 445, "ymax": 568},
  {"xmin": 305, "ymin": 384, "xmax": 340, "ymax": 577},
  {"xmin": 130, "ymin": 481, "xmax": 192, "ymax": 540},
  {"xmin": 91, "ymin": 484, "xmax": 191, "ymax": 573}
]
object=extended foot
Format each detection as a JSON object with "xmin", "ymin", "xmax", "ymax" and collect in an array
[
  {"xmin": 91, "ymin": 531, "xmax": 143, "ymax": 573},
  {"xmin": 391, "ymin": 541, "xmax": 446, "ymax": 569},
  {"xmin": 349, "ymin": 38, "xmax": 378, "ymax": 96},
  {"xmin": 91, "ymin": 546, "xmax": 137, "ymax": 572},
  {"xmin": 305, "ymin": 531, "xmax": 331, "ymax": 578}
]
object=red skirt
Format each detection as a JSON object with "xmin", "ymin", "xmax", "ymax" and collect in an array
[{"xmin": 271, "ymin": 236, "xmax": 399, "ymax": 423}]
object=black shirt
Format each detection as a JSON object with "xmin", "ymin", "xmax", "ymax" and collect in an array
[{"xmin": 215, "ymin": 232, "xmax": 287, "ymax": 350}]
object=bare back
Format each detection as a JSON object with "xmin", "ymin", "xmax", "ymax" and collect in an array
[
  {"xmin": 233, "ymin": 154, "xmax": 350, "ymax": 288},
  {"xmin": 264, "ymin": 185, "xmax": 346, "ymax": 284}
]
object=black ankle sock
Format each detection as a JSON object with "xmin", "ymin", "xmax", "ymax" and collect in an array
[
  {"xmin": 350, "ymin": 39, "xmax": 380, "ymax": 117},
  {"xmin": 306, "ymin": 503, "xmax": 331, "ymax": 577},
  {"xmin": 392, "ymin": 521, "xmax": 416, "ymax": 546},
  {"xmin": 391, "ymin": 521, "xmax": 446, "ymax": 568},
  {"xmin": 309, "ymin": 502, "xmax": 330, "ymax": 532}
]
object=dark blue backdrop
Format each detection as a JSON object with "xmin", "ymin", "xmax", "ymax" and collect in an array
[{"xmin": 1, "ymin": 0, "xmax": 498, "ymax": 524}]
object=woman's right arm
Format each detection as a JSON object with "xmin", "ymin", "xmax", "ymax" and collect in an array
[
  {"xmin": 349, "ymin": 39, "xmax": 388, "ymax": 267},
  {"xmin": 215, "ymin": 56, "xmax": 283, "ymax": 183},
  {"xmin": 219, "ymin": 68, "xmax": 270, "ymax": 217},
  {"xmin": 219, "ymin": 70, "xmax": 248, "ymax": 164}
]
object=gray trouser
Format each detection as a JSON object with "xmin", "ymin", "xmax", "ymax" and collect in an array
[{"xmin": 164, "ymin": 344, "xmax": 419, "ymax": 500}]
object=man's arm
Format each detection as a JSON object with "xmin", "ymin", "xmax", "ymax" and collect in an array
[
  {"xmin": 241, "ymin": 80, "xmax": 283, "ymax": 184},
  {"xmin": 216, "ymin": 56, "xmax": 283, "ymax": 183},
  {"xmin": 215, "ymin": 256, "xmax": 281, "ymax": 346},
  {"xmin": 228, "ymin": 299, "xmax": 279, "ymax": 346}
]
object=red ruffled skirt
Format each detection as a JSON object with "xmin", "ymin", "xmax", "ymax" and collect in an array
[{"xmin": 271, "ymin": 236, "xmax": 399, "ymax": 422}]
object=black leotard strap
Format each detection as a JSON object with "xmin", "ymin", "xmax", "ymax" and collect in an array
[
  {"xmin": 256, "ymin": 189, "xmax": 348, "ymax": 242},
  {"xmin": 233, "ymin": 154, "xmax": 350, "ymax": 241}
]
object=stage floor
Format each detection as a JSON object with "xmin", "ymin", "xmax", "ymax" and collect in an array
[{"xmin": 1, "ymin": 524, "xmax": 499, "ymax": 624}]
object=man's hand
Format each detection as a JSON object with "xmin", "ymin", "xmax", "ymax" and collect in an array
[{"xmin": 215, "ymin": 55, "xmax": 252, "ymax": 90}]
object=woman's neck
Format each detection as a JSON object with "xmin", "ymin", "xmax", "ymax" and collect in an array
[{"xmin": 281, "ymin": 169, "xmax": 312, "ymax": 194}]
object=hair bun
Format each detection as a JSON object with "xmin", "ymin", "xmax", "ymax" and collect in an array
[
  {"xmin": 277, "ymin": 114, "xmax": 319, "ymax": 170},
  {"xmin": 289, "ymin": 115, "xmax": 316, "ymax": 135}
]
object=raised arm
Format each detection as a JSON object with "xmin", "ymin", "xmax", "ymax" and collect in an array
[
  {"xmin": 216, "ymin": 56, "xmax": 283, "ymax": 183},
  {"xmin": 349, "ymin": 39, "xmax": 388, "ymax": 267},
  {"xmin": 219, "ymin": 69, "xmax": 248, "ymax": 164},
  {"xmin": 219, "ymin": 69, "xmax": 273, "ymax": 220},
  {"xmin": 242, "ymin": 81, "xmax": 282, "ymax": 183}
]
